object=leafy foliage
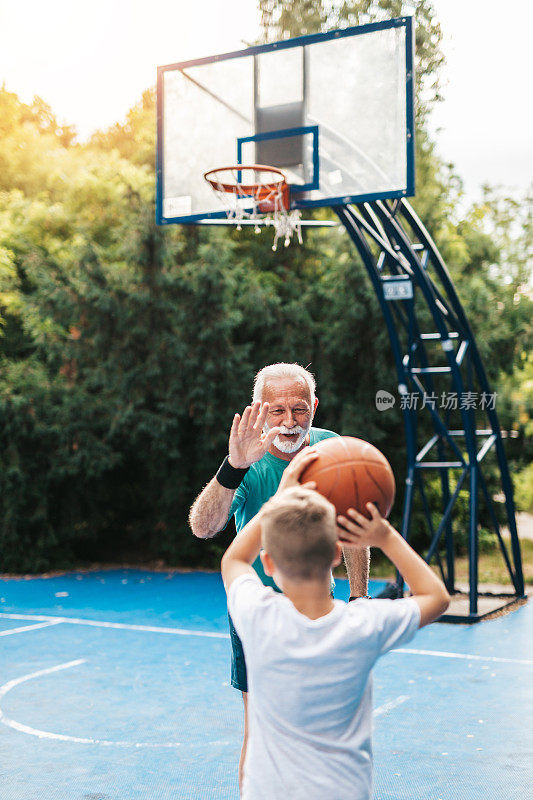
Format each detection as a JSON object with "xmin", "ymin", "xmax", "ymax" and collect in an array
[
  {"xmin": 258, "ymin": 1, "xmax": 445, "ymax": 124},
  {"xmin": 0, "ymin": 3, "xmax": 531, "ymax": 572}
]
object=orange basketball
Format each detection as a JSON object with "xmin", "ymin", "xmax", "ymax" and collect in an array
[{"xmin": 300, "ymin": 436, "xmax": 395, "ymax": 518}]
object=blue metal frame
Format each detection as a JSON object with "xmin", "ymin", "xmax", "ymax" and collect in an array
[
  {"xmin": 156, "ymin": 16, "xmax": 415, "ymax": 225},
  {"xmin": 237, "ymin": 125, "xmax": 320, "ymax": 193},
  {"xmin": 161, "ymin": 17, "xmax": 409, "ymax": 72},
  {"xmin": 157, "ymin": 190, "xmax": 411, "ymax": 226},
  {"xmin": 335, "ymin": 199, "xmax": 525, "ymax": 621},
  {"xmin": 155, "ymin": 64, "xmax": 164, "ymax": 226},
  {"xmin": 404, "ymin": 16, "xmax": 415, "ymax": 196}
]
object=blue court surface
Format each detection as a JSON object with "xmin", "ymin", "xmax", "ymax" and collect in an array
[{"xmin": 0, "ymin": 569, "xmax": 531, "ymax": 800}]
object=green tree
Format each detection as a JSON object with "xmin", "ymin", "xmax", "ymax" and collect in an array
[
  {"xmin": 258, "ymin": 0, "xmax": 444, "ymax": 124},
  {"xmin": 89, "ymin": 89, "xmax": 156, "ymax": 169},
  {"xmin": 0, "ymin": 2, "xmax": 530, "ymax": 573}
]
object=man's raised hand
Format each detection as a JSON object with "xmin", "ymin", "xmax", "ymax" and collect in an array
[{"xmin": 228, "ymin": 402, "xmax": 282, "ymax": 469}]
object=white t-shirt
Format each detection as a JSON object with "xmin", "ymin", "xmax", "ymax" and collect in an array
[{"xmin": 228, "ymin": 572, "xmax": 421, "ymax": 800}]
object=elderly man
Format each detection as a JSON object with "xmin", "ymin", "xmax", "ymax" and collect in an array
[{"xmin": 189, "ymin": 362, "xmax": 369, "ymax": 787}]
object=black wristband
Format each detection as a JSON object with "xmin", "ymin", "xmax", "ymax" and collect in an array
[
  {"xmin": 216, "ymin": 455, "xmax": 249, "ymax": 490},
  {"xmin": 349, "ymin": 595, "xmax": 372, "ymax": 601}
]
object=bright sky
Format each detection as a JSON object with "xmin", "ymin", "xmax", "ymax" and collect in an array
[
  {"xmin": 430, "ymin": 0, "xmax": 532, "ymax": 200},
  {"xmin": 1, "ymin": 0, "xmax": 531, "ymax": 202}
]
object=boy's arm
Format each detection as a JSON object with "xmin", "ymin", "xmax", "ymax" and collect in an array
[
  {"xmin": 379, "ymin": 528, "xmax": 450, "ymax": 627},
  {"xmin": 337, "ymin": 504, "xmax": 450, "ymax": 627},
  {"xmin": 220, "ymin": 514, "xmax": 263, "ymax": 591},
  {"xmin": 221, "ymin": 447, "xmax": 319, "ymax": 592}
]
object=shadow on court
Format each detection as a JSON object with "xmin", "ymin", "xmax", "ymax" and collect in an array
[{"xmin": 0, "ymin": 570, "xmax": 531, "ymax": 799}]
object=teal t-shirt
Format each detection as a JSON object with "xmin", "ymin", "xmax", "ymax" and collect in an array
[{"xmin": 228, "ymin": 427, "xmax": 339, "ymax": 591}]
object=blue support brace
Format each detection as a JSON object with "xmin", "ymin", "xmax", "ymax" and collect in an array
[{"xmin": 335, "ymin": 199, "xmax": 525, "ymax": 621}]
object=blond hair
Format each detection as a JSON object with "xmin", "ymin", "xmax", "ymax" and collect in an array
[
  {"xmin": 252, "ymin": 363, "xmax": 316, "ymax": 406},
  {"xmin": 261, "ymin": 487, "xmax": 337, "ymax": 581}
]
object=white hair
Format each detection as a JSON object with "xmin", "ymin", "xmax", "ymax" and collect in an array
[{"xmin": 252, "ymin": 363, "xmax": 316, "ymax": 406}]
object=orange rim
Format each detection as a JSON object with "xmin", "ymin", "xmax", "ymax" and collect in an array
[{"xmin": 204, "ymin": 165, "xmax": 290, "ymax": 211}]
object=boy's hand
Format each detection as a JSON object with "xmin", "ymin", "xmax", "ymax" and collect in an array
[
  {"xmin": 275, "ymin": 447, "xmax": 318, "ymax": 494},
  {"xmin": 337, "ymin": 502, "xmax": 395, "ymax": 550}
]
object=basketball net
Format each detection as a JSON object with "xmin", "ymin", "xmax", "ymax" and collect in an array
[{"xmin": 204, "ymin": 165, "xmax": 303, "ymax": 251}]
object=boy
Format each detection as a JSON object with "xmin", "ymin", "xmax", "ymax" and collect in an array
[{"xmin": 221, "ymin": 448, "xmax": 450, "ymax": 800}]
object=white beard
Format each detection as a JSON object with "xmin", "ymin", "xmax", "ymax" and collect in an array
[{"xmin": 264, "ymin": 421, "xmax": 311, "ymax": 454}]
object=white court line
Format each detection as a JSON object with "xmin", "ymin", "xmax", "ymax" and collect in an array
[
  {"xmin": 0, "ymin": 660, "xmax": 231, "ymax": 748},
  {"xmin": 394, "ymin": 647, "xmax": 533, "ymax": 666},
  {"xmin": 1, "ymin": 660, "xmax": 408, "ymax": 746},
  {"xmin": 0, "ymin": 659, "xmax": 86, "ymax": 700},
  {"xmin": 0, "ymin": 612, "xmax": 229, "ymax": 640},
  {"xmin": 373, "ymin": 695, "xmax": 409, "ymax": 717},
  {"xmin": 0, "ymin": 612, "xmax": 532, "ymax": 665},
  {"xmin": 0, "ymin": 620, "xmax": 63, "ymax": 637}
]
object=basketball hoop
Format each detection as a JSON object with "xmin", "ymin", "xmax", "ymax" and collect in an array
[{"xmin": 204, "ymin": 165, "xmax": 302, "ymax": 251}]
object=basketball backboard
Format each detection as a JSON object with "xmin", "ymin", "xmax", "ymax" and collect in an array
[{"xmin": 156, "ymin": 16, "xmax": 414, "ymax": 225}]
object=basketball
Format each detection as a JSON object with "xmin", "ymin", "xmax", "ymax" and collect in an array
[{"xmin": 300, "ymin": 436, "xmax": 395, "ymax": 518}]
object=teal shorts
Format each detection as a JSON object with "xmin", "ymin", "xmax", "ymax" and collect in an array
[{"xmin": 228, "ymin": 613, "xmax": 248, "ymax": 693}]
